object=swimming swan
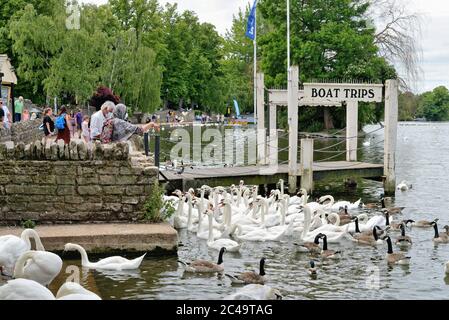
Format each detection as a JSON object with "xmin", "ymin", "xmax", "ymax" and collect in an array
[
  {"xmin": 64, "ymin": 243, "xmax": 146, "ymax": 270},
  {"xmin": 13, "ymin": 250, "xmax": 63, "ymax": 286}
]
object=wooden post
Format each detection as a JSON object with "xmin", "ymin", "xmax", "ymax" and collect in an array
[
  {"xmin": 384, "ymin": 79, "xmax": 398, "ymax": 195},
  {"xmin": 288, "ymin": 66, "xmax": 299, "ymax": 194},
  {"xmin": 346, "ymin": 101, "xmax": 358, "ymax": 161},
  {"xmin": 268, "ymin": 103, "xmax": 278, "ymax": 166},
  {"xmin": 300, "ymin": 138, "xmax": 314, "ymax": 193},
  {"xmin": 256, "ymin": 73, "xmax": 266, "ymax": 165}
]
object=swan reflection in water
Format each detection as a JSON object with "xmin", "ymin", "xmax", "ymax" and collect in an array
[{"xmin": 91, "ymin": 268, "xmax": 144, "ymax": 281}]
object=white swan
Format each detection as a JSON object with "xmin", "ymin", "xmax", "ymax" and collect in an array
[
  {"xmin": 224, "ymin": 284, "xmax": 282, "ymax": 300},
  {"xmin": 0, "ymin": 279, "xmax": 102, "ymax": 300},
  {"xmin": 0, "ymin": 229, "xmax": 45, "ymax": 276},
  {"xmin": 232, "ymin": 220, "xmax": 294, "ymax": 242},
  {"xmin": 56, "ymin": 282, "xmax": 101, "ymax": 300},
  {"xmin": 196, "ymin": 209, "xmax": 223, "ymax": 240},
  {"xmin": 64, "ymin": 243, "xmax": 146, "ymax": 270},
  {"xmin": 13, "ymin": 250, "xmax": 63, "ymax": 286},
  {"xmin": 319, "ymin": 195, "xmax": 361, "ymax": 211},
  {"xmin": 396, "ymin": 180, "xmax": 410, "ymax": 191},
  {"xmin": 0, "ymin": 279, "xmax": 55, "ymax": 300},
  {"xmin": 204, "ymin": 210, "xmax": 241, "ymax": 252}
]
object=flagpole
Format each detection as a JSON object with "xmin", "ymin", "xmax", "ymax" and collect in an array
[
  {"xmin": 287, "ymin": 0, "xmax": 290, "ymax": 70},
  {"xmin": 253, "ymin": 3, "xmax": 257, "ymax": 126}
]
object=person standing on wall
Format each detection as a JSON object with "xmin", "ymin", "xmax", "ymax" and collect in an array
[
  {"xmin": 14, "ymin": 96, "xmax": 24, "ymax": 122},
  {"xmin": 1, "ymin": 101, "xmax": 11, "ymax": 129},
  {"xmin": 55, "ymin": 106, "xmax": 71, "ymax": 144}
]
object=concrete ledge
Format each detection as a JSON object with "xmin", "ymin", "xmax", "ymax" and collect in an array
[{"xmin": 0, "ymin": 223, "xmax": 178, "ymax": 257}]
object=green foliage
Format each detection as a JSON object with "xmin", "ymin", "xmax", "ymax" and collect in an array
[
  {"xmin": 416, "ymin": 86, "xmax": 449, "ymax": 121},
  {"xmin": 21, "ymin": 219, "xmax": 36, "ymax": 229},
  {"xmin": 143, "ymin": 180, "xmax": 174, "ymax": 223}
]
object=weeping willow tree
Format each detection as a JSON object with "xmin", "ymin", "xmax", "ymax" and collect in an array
[{"xmin": 104, "ymin": 30, "xmax": 162, "ymax": 114}]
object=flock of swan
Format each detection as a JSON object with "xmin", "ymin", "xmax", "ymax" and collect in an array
[
  {"xmin": 1, "ymin": 177, "xmax": 448, "ymax": 300},
  {"xmin": 0, "ymin": 230, "xmax": 146, "ymax": 300},
  {"xmin": 170, "ymin": 179, "xmax": 449, "ymax": 299}
]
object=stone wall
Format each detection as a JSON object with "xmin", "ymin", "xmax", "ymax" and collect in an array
[
  {"xmin": 0, "ymin": 119, "xmax": 42, "ymax": 144},
  {"xmin": 0, "ymin": 140, "xmax": 158, "ymax": 225}
]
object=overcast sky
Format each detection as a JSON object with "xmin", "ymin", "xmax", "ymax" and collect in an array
[{"xmin": 80, "ymin": 0, "xmax": 449, "ymax": 93}]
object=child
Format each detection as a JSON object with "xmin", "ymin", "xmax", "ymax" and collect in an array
[{"xmin": 82, "ymin": 115, "xmax": 90, "ymax": 143}]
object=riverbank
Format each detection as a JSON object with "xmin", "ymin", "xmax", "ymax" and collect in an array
[{"xmin": 0, "ymin": 223, "xmax": 178, "ymax": 257}]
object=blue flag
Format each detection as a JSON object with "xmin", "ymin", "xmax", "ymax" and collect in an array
[{"xmin": 245, "ymin": 0, "xmax": 257, "ymax": 41}]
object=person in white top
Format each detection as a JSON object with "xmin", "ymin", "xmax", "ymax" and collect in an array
[
  {"xmin": 82, "ymin": 115, "xmax": 90, "ymax": 143},
  {"xmin": 1, "ymin": 101, "xmax": 11, "ymax": 129},
  {"xmin": 90, "ymin": 101, "xmax": 115, "ymax": 140}
]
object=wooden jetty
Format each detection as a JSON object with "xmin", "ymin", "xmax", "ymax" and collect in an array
[{"xmin": 159, "ymin": 161, "xmax": 383, "ymax": 191}]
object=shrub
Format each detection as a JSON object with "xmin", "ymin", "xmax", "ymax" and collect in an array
[
  {"xmin": 21, "ymin": 219, "xmax": 36, "ymax": 229},
  {"xmin": 143, "ymin": 180, "xmax": 175, "ymax": 223}
]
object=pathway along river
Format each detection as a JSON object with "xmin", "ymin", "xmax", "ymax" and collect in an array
[{"xmin": 7, "ymin": 122, "xmax": 449, "ymax": 299}]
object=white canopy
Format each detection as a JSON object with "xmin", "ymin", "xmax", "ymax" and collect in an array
[{"xmin": 0, "ymin": 54, "xmax": 17, "ymax": 85}]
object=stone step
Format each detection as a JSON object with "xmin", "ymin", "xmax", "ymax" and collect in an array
[{"xmin": 0, "ymin": 223, "xmax": 178, "ymax": 257}]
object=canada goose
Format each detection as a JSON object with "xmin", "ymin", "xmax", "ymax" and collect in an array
[
  {"xmin": 395, "ymin": 223, "xmax": 412, "ymax": 247},
  {"xmin": 178, "ymin": 247, "xmax": 226, "ymax": 273},
  {"xmin": 430, "ymin": 222, "xmax": 449, "ymax": 244},
  {"xmin": 352, "ymin": 226, "xmax": 384, "ymax": 246},
  {"xmin": 382, "ymin": 236, "xmax": 411, "ymax": 265},
  {"xmin": 381, "ymin": 198, "xmax": 405, "ymax": 215},
  {"xmin": 319, "ymin": 234, "xmax": 342, "ymax": 259},
  {"xmin": 308, "ymin": 261, "xmax": 317, "ymax": 276},
  {"xmin": 410, "ymin": 218, "xmax": 438, "ymax": 228},
  {"xmin": 225, "ymin": 258, "xmax": 266, "ymax": 285},
  {"xmin": 444, "ymin": 225, "xmax": 449, "ymax": 236},
  {"xmin": 294, "ymin": 234, "xmax": 322, "ymax": 254},
  {"xmin": 384, "ymin": 212, "xmax": 408, "ymax": 232}
]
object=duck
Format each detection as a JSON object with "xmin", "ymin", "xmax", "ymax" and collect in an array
[
  {"xmin": 430, "ymin": 222, "xmax": 449, "ymax": 243},
  {"xmin": 382, "ymin": 236, "xmax": 411, "ymax": 265},
  {"xmin": 225, "ymin": 257, "xmax": 266, "ymax": 285},
  {"xmin": 351, "ymin": 226, "xmax": 384, "ymax": 246},
  {"xmin": 178, "ymin": 247, "xmax": 226, "ymax": 273},
  {"xmin": 410, "ymin": 218, "xmax": 438, "ymax": 228},
  {"xmin": 56, "ymin": 282, "xmax": 101, "ymax": 300},
  {"xmin": 64, "ymin": 243, "xmax": 146, "ymax": 270},
  {"xmin": 13, "ymin": 250, "xmax": 63, "ymax": 286},
  {"xmin": 318, "ymin": 234, "xmax": 342, "ymax": 259},
  {"xmin": 308, "ymin": 261, "xmax": 317, "ymax": 276},
  {"xmin": 224, "ymin": 284, "xmax": 282, "ymax": 300},
  {"xmin": 395, "ymin": 223, "xmax": 412, "ymax": 248},
  {"xmin": 0, "ymin": 229, "xmax": 45, "ymax": 276},
  {"xmin": 445, "ymin": 261, "xmax": 449, "ymax": 275}
]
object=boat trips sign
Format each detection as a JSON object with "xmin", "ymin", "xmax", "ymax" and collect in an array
[{"xmin": 303, "ymin": 83, "xmax": 383, "ymax": 103}]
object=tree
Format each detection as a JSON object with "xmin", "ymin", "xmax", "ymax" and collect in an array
[
  {"xmin": 257, "ymin": 0, "xmax": 397, "ymax": 130},
  {"xmin": 222, "ymin": 6, "xmax": 255, "ymax": 113},
  {"xmin": 369, "ymin": 0, "xmax": 422, "ymax": 89},
  {"xmin": 416, "ymin": 86, "xmax": 449, "ymax": 121},
  {"xmin": 8, "ymin": 3, "xmax": 66, "ymax": 102}
]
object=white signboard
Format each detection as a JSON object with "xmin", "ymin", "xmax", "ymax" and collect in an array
[{"xmin": 304, "ymin": 83, "xmax": 383, "ymax": 103}]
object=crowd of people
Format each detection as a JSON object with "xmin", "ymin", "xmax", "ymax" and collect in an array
[
  {"xmin": 0, "ymin": 97, "xmax": 38, "ymax": 129},
  {"xmin": 42, "ymin": 101, "xmax": 160, "ymax": 145}
]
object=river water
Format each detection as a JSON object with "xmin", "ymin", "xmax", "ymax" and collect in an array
[{"xmin": 6, "ymin": 122, "xmax": 449, "ymax": 299}]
